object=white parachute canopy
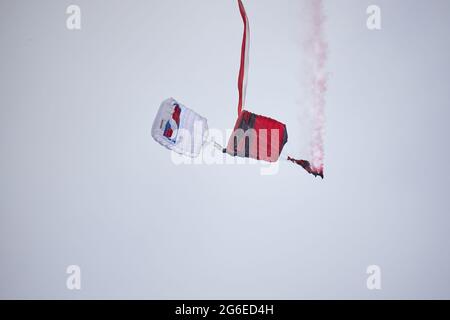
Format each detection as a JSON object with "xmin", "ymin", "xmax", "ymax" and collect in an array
[{"xmin": 151, "ymin": 98, "xmax": 208, "ymax": 157}]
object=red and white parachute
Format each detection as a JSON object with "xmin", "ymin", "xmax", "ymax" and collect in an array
[
  {"xmin": 151, "ymin": 97, "xmax": 208, "ymax": 158},
  {"xmin": 151, "ymin": 0, "xmax": 324, "ymax": 178}
]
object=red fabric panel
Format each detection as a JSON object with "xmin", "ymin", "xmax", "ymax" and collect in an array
[
  {"xmin": 226, "ymin": 111, "xmax": 288, "ymax": 162},
  {"xmin": 253, "ymin": 113, "xmax": 286, "ymax": 162}
]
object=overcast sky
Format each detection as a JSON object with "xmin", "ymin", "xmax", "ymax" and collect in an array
[{"xmin": 1, "ymin": 0, "xmax": 449, "ymax": 299}]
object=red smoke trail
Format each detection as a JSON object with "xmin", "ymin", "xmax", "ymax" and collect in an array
[{"xmin": 307, "ymin": 0, "xmax": 328, "ymax": 175}]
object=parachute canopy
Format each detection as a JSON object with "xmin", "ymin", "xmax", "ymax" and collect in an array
[
  {"xmin": 225, "ymin": 110, "xmax": 288, "ymax": 162},
  {"xmin": 151, "ymin": 98, "xmax": 208, "ymax": 158}
]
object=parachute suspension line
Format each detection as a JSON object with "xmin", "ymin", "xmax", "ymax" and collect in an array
[
  {"xmin": 237, "ymin": 0, "xmax": 250, "ymax": 115},
  {"xmin": 213, "ymin": 140, "xmax": 226, "ymax": 153}
]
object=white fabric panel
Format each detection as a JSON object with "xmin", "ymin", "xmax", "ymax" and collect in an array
[{"xmin": 151, "ymin": 98, "xmax": 208, "ymax": 158}]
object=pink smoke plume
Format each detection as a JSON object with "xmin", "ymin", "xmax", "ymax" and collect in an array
[{"xmin": 306, "ymin": 0, "xmax": 328, "ymax": 175}]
